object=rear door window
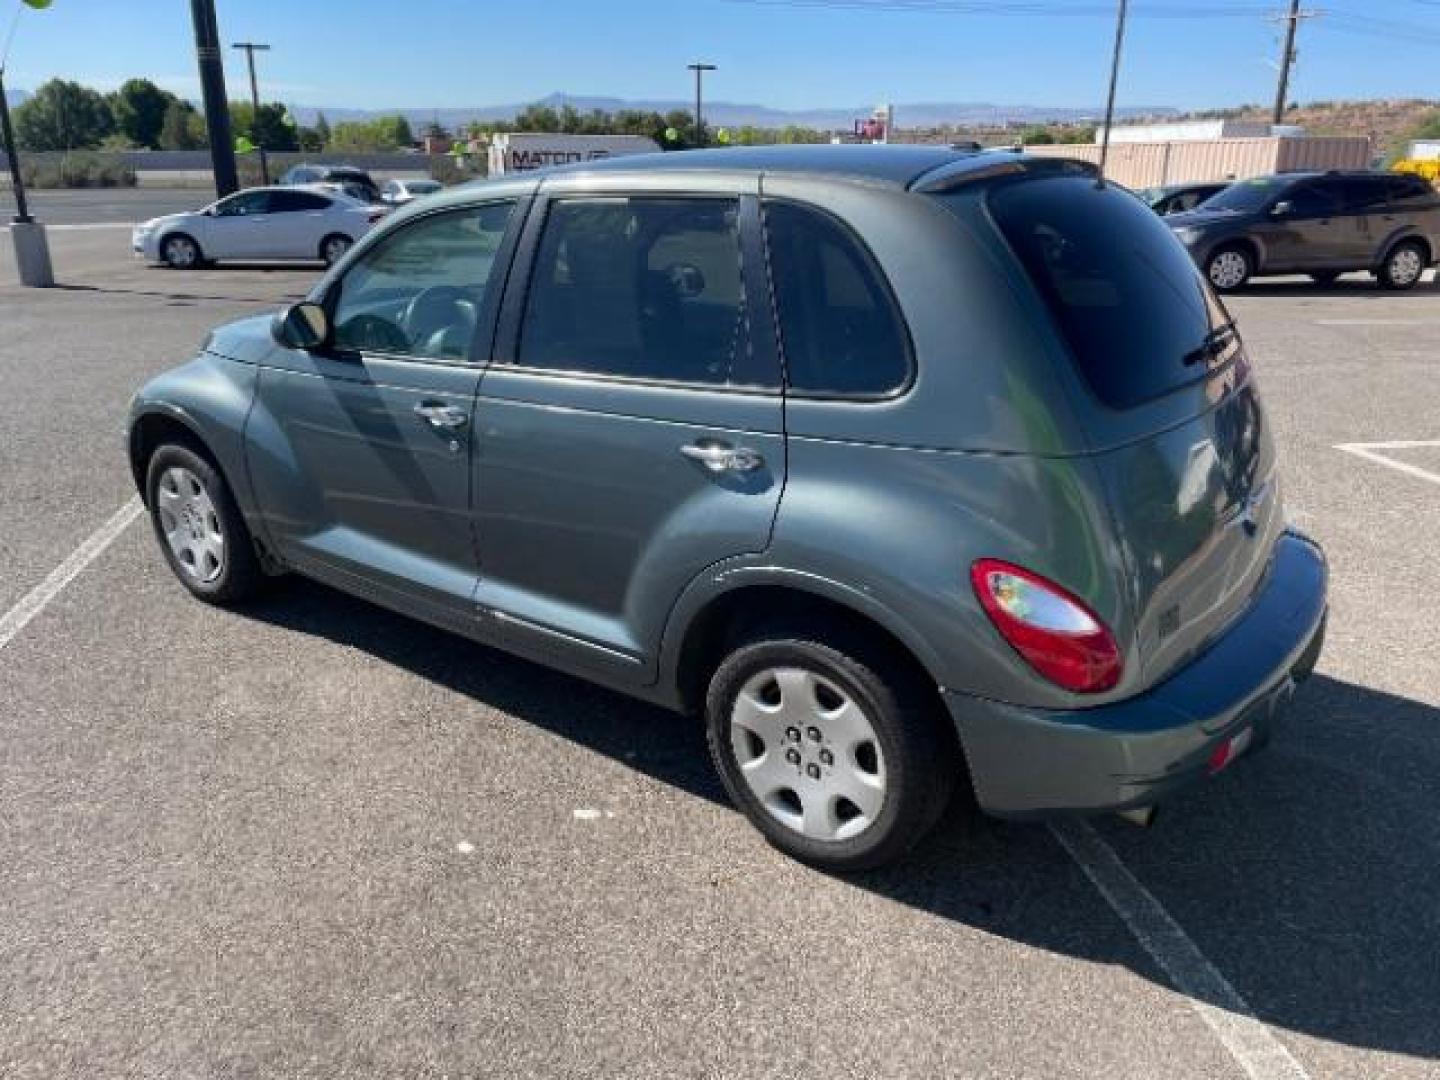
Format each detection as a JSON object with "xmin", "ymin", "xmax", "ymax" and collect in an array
[
  {"xmin": 987, "ymin": 176, "xmax": 1233, "ymax": 410},
  {"xmin": 1336, "ymin": 176, "xmax": 1391, "ymax": 213},
  {"xmin": 518, "ymin": 197, "xmax": 769, "ymax": 388},
  {"xmin": 763, "ymin": 201, "xmax": 911, "ymax": 397}
]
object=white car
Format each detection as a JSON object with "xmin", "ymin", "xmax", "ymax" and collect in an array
[
  {"xmin": 381, "ymin": 177, "xmax": 443, "ymax": 205},
  {"xmin": 132, "ymin": 186, "xmax": 385, "ymax": 269}
]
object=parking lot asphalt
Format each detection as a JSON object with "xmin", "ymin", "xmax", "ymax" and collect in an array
[{"xmin": 2, "ymin": 229, "xmax": 1439, "ymax": 1078}]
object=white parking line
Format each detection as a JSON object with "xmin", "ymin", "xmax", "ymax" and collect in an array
[
  {"xmin": 1051, "ymin": 820, "xmax": 1311, "ymax": 1080},
  {"xmin": 0, "ymin": 498, "xmax": 143, "ymax": 654},
  {"xmin": 1335, "ymin": 440, "xmax": 1440, "ymax": 487}
]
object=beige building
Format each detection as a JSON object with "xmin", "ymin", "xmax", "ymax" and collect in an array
[{"xmin": 1026, "ymin": 136, "xmax": 1373, "ymax": 189}]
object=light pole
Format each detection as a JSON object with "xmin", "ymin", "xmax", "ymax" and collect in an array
[
  {"xmin": 2, "ymin": 0, "xmax": 55, "ymax": 286},
  {"xmin": 687, "ymin": 62, "xmax": 715, "ymax": 147},
  {"xmin": 1096, "ymin": 0, "xmax": 1129, "ymax": 184},
  {"xmin": 190, "ymin": 0, "xmax": 237, "ymax": 196},
  {"xmin": 232, "ymin": 40, "xmax": 271, "ymax": 185}
]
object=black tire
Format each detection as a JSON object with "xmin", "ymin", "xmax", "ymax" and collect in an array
[
  {"xmin": 705, "ymin": 623, "xmax": 958, "ymax": 872},
  {"xmin": 320, "ymin": 233, "xmax": 353, "ymax": 266},
  {"xmin": 1378, "ymin": 240, "xmax": 1427, "ymax": 291},
  {"xmin": 1309, "ymin": 270, "xmax": 1340, "ymax": 286},
  {"xmin": 145, "ymin": 443, "xmax": 264, "ymax": 605},
  {"xmin": 1205, "ymin": 245, "xmax": 1253, "ymax": 293},
  {"xmin": 160, "ymin": 233, "xmax": 203, "ymax": 270}
]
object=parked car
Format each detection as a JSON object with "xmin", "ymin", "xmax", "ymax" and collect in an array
[
  {"xmin": 1136, "ymin": 181, "xmax": 1230, "ymax": 216},
  {"xmin": 126, "ymin": 146, "xmax": 1327, "ymax": 870},
  {"xmin": 132, "ymin": 186, "xmax": 387, "ymax": 268},
  {"xmin": 279, "ymin": 164, "xmax": 383, "ymax": 203},
  {"xmin": 381, "ymin": 178, "xmax": 444, "ymax": 205},
  {"xmin": 1167, "ymin": 170, "xmax": 1440, "ymax": 291}
]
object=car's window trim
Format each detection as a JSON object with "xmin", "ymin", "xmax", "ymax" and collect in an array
[
  {"xmin": 759, "ymin": 196, "xmax": 917, "ymax": 403},
  {"xmin": 493, "ymin": 191, "xmax": 783, "ymax": 395},
  {"xmin": 320, "ymin": 196, "xmax": 528, "ymax": 368}
]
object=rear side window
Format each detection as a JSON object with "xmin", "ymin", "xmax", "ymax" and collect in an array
[
  {"xmin": 269, "ymin": 190, "xmax": 330, "ymax": 212},
  {"xmin": 763, "ymin": 201, "xmax": 911, "ymax": 397},
  {"xmin": 1337, "ymin": 176, "xmax": 1391, "ymax": 212},
  {"xmin": 988, "ymin": 176, "xmax": 1232, "ymax": 410},
  {"xmin": 519, "ymin": 198, "xmax": 768, "ymax": 388}
]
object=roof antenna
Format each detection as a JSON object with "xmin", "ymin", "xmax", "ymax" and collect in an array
[{"xmin": 1097, "ymin": 0, "xmax": 1130, "ymax": 188}]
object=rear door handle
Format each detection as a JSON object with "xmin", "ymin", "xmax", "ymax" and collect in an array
[
  {"xmin": 414, "ymin": 402, "xmax": 469, "ymax": 430},
  {"xmin": 680, "ymin": 439, "xmax": 764, "ymax": 473}
]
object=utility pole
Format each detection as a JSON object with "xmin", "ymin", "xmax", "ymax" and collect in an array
[
  {"xmin": 0, "ymin": 65, "xmax": 29, "ymax": 223},
  {"xmin": 232, "ymin": 41, "xmax": 271, "ymax": 184},
  {"xmin": 3, "ymin": 0, "xmax": 54, "ymax": 286},
  {"xmin": 189, "ymin": 0, "xmax": 238, "ymax": 196},
  {"xmin": 1271, "ymin": 0, "xmax": 1303, "ymax": 126},
  {"xmin": 687, "ymin": 62, "xmax": 716, "ymax": 147},
  {"xmin": 1097, "ymin": 0, "xmax": 1129, "ymax": 184}
]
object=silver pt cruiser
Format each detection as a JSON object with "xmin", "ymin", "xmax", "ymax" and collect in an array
[{"xmin": 126, "ymin": 146, "xmax": 1328, "ymax": 870}]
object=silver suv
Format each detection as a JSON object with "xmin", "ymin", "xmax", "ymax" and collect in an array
[{"xmin": 127, "ymin": 147, "xmax": 1328, "ymax": 870}]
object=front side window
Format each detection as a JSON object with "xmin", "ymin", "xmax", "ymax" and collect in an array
[
  {"xmin": 213, "ymin": 191, "xmax": 270, "ymax": 217},
  {"xmin": 764, "ymin": 201, "xmax": 911, "ymax": 397},
  {"xmin": 331, "ymin": 202, "xmax": 514, "ymax": 361},
  {"xmin": 1203, "ymin": 177, "xmax": 1289, "ymax": 213},
  {"xmin": 519, "ymin": 198, "xmax": 763, "ymax": 387},
  {"xmin": 1286, "ymin": 181, "xmax": 1341, "ymax": 218}
]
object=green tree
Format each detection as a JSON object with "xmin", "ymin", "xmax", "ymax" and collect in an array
[
  {"xmin": 158, "ymin": 100, "xmax": 206, "ymax": 150},
  {"xmin": 14, "ymin": 78, "xmax": 115, "ymax": 150},
  {"xmin": 314, "ymin": 111, "xmax": 331, "ymax": 147},
  {"xmin": 328, "ymin": 114, "xmax": 412, "ymax": 151},
  {"xmin": 230, "ymin": 101, "xmax": 299, "ymax": 152},
  {"xmin": 110, "ymin": 78, "xmax": 176, "ymax": 149}
]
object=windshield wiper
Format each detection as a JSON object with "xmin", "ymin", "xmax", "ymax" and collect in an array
[{"xmin": 1182, "ymin": 322, "xmax": 1238, "ymax": 367}]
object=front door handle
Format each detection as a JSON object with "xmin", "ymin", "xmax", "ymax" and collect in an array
[
  {"xmin": 680, "ymin": 438, "xmax": 764, "ymax": 473},
  {"xmin": 414, "ymin": 402, "xmax": 469, "ymax": 430}
]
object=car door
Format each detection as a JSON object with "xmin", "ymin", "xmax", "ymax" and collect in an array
[
  {"xmin": 256, "ymin": 188, "xmax": 333, "ymax": 258},
  {"xmin": 473, "ymin": 181, "xmax": 785, "ymax": 683},
  {"xmin": 201, "ymin": 190, "xmax": 273, "ymax": 259},
  {"xmin": 1261, "ymin": 179, "xmax": 1347, "ymax": 270},
  {"xmin": 247, "ymin": 199, "xmax": 525, "ymax": 629},
  {"xmin": 1334, "ymin": 175, "xmax": 1392, "ymax": 266}
]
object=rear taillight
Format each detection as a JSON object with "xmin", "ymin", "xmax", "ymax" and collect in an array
[{"xmin": 970, "ymin": 559, "xmax": 1122, "ymax": 693}]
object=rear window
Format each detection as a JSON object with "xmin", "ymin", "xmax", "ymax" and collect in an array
[{"xmin": 988, "ymin": 176, "xmax": 1232, "ymax": 410}]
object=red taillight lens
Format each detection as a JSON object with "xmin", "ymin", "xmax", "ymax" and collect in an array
[{"xmin": 970, "ymin": 559, "xmax": 1122, "ymax": 693}]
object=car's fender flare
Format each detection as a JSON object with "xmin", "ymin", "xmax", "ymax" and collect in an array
[
  {"xmin": 653, "ymin": 556, "xmax": 950, "ymax": 710},
  {"xmin": 1373, "ymin": 230, "xmax": 1433, "ymax": 271}
]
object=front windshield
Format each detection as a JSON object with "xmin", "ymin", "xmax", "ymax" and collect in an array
[{"xmin": 1202, "ymin": 177, "xmax": 1288, "ymax": 212}]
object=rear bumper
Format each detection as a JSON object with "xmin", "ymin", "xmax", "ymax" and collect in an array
[{"xmin": 944, "ymin": 531, "xmax": 1328, "ymax": 818}]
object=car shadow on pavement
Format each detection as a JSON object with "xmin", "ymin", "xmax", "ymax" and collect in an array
[
  {"xmin": 51, "ymin": 283, "xmax": 308, "ymax": 306},
  {"xmin": 243, "ymin": 578, "xmax": 1440, "ymax": 1065},
  {"xmin": 1239, "ymin": 277, "xmax": 1439, "ymax": 299}
]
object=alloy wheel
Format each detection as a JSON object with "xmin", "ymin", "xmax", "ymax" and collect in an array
[
  {"xmin": 1388, "ymin": 247, "xmax": 1423, "ymax": 287},
  {"xmin": 729, "ymin": 666, "xmax": 887, "ymax": 842},
  {"xmin": 1208, "ymin": 250, "xmax": 1249, "ymax": 290}
]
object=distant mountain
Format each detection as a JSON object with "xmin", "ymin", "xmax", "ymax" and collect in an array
[
  {"xmin": 291, "ymin": 92, "xmax": 1178, "ymax": 132},
  {"xmin": 4, "ymin": 85, "xmax": 29, "ymax": 108}
]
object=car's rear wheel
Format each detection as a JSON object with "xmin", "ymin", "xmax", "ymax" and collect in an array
[
  {"xmin": 1205, "ymin": 245, "xmax": 1252, "ymax": 292},
  {"xmin": 145, "ymin": 443, "xmax": 264, "ymax": 605},
  {"xmin": 320, "ymin": 233, "xmax": 353, "ymax": 266},
  {"xmin": 705, "ymin": 626, "xmax": 957, "ymax": 871},
  {"xmin": 1379, "ymin": 241, "xmax": 1426, "ymax": 290},
  {"xmin": 160, "ymin": 233, "xmax": 202, "ymax": 269}
]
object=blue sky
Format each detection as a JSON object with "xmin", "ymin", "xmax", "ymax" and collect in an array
[{"xmin": 4, "ymin": 0, "xmax": 1439, "ymax": 114}]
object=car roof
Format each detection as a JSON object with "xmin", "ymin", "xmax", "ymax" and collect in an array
[{"xmin": 544, "ymin": 144, "xmax": 980, "ymax": 189}]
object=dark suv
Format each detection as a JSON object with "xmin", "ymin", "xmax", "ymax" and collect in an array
[
  {"xmin": 1167, "ymin": 170, "xmax": 1440, "ymax": 291},
  {"xmin": 127, "ymin": 147, "xmax": 1327, "ymax": 870}
]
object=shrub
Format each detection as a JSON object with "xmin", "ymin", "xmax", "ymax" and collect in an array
[{"xmin": 19, "ymin": 152, "xmax": 136, "ymax": 189}]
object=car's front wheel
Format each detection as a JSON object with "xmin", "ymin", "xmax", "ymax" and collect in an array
[
  {"xmin": 1378, "ymin": 241, "xmax": 1427, "ymax": 290},
  {"xmin": 705, "ymin": 625, "xmax": 957, "ymax": 871},
  {"xmin": 160, "ymin": 233, "xmax": 203, "ymax": 269},
  {"xmin": 1205, "ymin": 245, "xmax": 1253, "ymax": 292},
  {"xmin": 145, "ymin": 443, "xmax": 264, "ymax": 605}
]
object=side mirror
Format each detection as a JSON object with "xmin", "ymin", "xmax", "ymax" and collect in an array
[
  {"xmin": 272, "ymin": 301, "xmax": 330, "ymax": 351},
  {"xmin": 1270, "ymin": 200, "xmax": 1293, "ymax": 218}
]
